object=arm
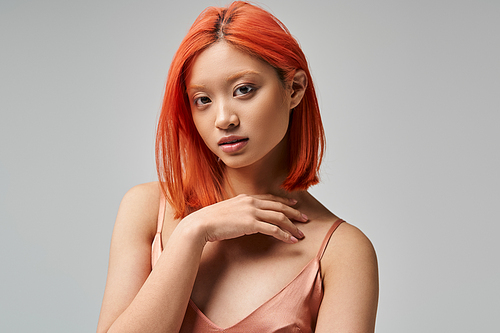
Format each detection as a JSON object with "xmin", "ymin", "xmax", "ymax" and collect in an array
[
  {"xmin": 315, "ymin": 223, "xmax": 379, "ymax": 333},
  {"xmin": 96, "ymin": 183, "xmax": 204, "ymax": 333},
  {"xmin": 97, "ymin": 185, "xmax": 307, "ymax": 333}
]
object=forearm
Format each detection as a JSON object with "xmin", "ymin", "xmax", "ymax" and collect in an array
[
  {"xmin": 104, "ymin": 221, "xmax": 205, "ymax": 333},
  {"xmin": 98, "ymin": 192, "xmax": 306, "ymax": 332}
]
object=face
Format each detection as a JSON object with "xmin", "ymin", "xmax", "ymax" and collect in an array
[{"xmin": 185, "ymin": 42, "xmax": 293, "ymax": 169}]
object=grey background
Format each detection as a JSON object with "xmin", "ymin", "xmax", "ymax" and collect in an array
[{"xmin": 1, "ymin": 0, "xmax": 498, "ymax": 332}]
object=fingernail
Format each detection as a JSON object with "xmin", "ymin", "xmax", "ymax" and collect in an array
[
  {"xmin": 290, "ymin": 236, "xmax": 298, "ymax": 243},
  {"xmin": 289, "ymin": 198, "xmax": 298, "ymax": 205},
  {"xmin": 298, "ymin": 229, "xmax": 305, "ymax": 238},
  {"xmin": 301, "ymin": 213, "xmax": 308, "ymax": 221}
]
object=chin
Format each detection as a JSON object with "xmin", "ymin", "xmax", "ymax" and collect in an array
[
  {"xmin": 221, "ymin": 158, "xmax": 252, "ymax": 169},
  {"xmin": 221, "ymin": 153, "xmax": 272, "ymax": 170}
]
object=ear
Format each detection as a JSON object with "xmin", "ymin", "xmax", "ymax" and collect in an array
[{"xmin": 289, "ymin": 69, "xmax": 308, "ymax": 110}]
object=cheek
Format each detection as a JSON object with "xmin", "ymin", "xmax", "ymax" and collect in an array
[
  {"xmin": 192, "ymin": 115, "xmax": 202, "ymax": 136},
  {"xmin": 264, "ymin": 101, "xmax": 290, "ymax": 134},
  {"xmin": 249, "ymin": 108, "xmax": 289, "ymax": 150},
  {"xmin": 192, "ymin": 110, "xmax": 206, "ymax": 132},
  {"xmin": 192, "ymin": 114, "xmax": 213, "ymax": 145},
  {"xmin": 253, "ymin": 89, "xmax": 290, "ymax": 126}
]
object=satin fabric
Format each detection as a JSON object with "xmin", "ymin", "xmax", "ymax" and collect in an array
[{"xmin": 152, "ymin": 195, "xmax": 343, "ymax": 332}]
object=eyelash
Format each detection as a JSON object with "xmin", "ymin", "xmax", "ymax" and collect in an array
[
  {"xmin": 193, "ymin": 96, "xmax": 211, "ymax": 107},
  {"xmin": 192, "ymin": 85, "xmax": 256, "ymax": 107},
  {"xmin": 234, "ymin": 85, "xmax": 255, "ymax": 97}
]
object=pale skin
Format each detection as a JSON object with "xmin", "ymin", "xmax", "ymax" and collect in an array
[{"xmin": 97, "ymin": 42, "xmax": 378, "ymax": 332}]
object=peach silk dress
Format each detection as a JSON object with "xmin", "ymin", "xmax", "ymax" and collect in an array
[{"xmin": 151, "ymin": 195, "xmax": 344, "ymax": 333}]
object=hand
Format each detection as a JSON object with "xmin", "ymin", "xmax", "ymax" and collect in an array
[{"xmin": 181, "ymin": 194, "xmax": 308, "ymax": 244}]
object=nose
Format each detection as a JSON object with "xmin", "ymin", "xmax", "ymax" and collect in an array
[{"xmin": 214, "ymin": 101, "xmax": 239, "ymax": 130}]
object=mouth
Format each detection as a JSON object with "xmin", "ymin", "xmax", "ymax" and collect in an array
[
  {"xmin": 218, "ymin": 136, "xmax": 249, "ymax": 146},
  {"xmin": 218, "ymin": 136, "xmax": 249, "ymax": 153}
]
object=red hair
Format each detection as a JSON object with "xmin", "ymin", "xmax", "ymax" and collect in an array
[{"xmin": 156, "ymin": 1, "xmax": 325, "ymax": 218}]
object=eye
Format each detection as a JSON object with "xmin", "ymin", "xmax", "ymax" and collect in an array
[
  {"xmin": 234, "ymin": 85, "xmax": 254, "ymax": 97},
  {"xmin": 193, "ymin": 96, "xmax": 211, "ymax": 107}
]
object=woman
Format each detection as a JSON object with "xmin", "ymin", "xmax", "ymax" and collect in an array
[{"xmin": 97, "ymin": 2, "xmax": 378, "ymax": 332}]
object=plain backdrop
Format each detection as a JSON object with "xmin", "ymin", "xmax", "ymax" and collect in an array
[{"xmin": 1, "ymin": 0, "xmax": 498, "ymax": 332}]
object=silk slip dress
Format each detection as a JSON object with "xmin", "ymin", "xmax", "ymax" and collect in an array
[{"xmin": 151, "ymin": 195, "xmax": 344, "ymax": 333}]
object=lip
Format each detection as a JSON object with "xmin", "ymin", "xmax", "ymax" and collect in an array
[
  {"xmin": 218, "ymin": 135, "xmax": 248, "ymax": 145},
  {"xmin": 218, "ymin": 135, "xmax": 249, "ymax": 153}
]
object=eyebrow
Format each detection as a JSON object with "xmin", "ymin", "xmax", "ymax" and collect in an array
[
  {"xmin": 186, "ymin": 70, "xmax": 261, "ymax": 92},
  {"xmin": 186, "ymin": 83, "xmax": 206, "ymax": 92},
  {"xmin": 225, "ymin": 69, "xmax": 261, "ymax": 82}
]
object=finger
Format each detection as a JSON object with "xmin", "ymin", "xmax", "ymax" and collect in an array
[
  {"xmin": 254, "ymin": 221, "xmax": 299, "ymax": 244},
  {"xmin": 234, "ymin": 194, "xmax": 304, "ymax": 221},
  {"xmin": 252, "ymin": 194, "xmax": 297, "ymax": 206},
  {"xmin": 255, "ymin": 210, "xmax": 304, "ymax": 239},
  {"xmin": 254, "ymin": 199, "xmax": 308, "ymax": 223}
]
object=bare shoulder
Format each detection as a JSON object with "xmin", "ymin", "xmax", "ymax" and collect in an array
[
  {"xmin": 119, "ymin": 181, "xmax": 162, "ymax": 215},
  {"xmin": 115, "ymin": 181, "xmax": 162, "ymax": 238},
  {"xmin": 327, "ymin": 222, "xmax": 376, "ymax": 260},
  {"xmin": 316, "ymin": 221, "xmax": 379, "ymax": 332},
  {"xmin": 97, "ymin": 182, "xmax": 164, "ymax": 332},
  {"xmin": 321, "ymin": 222, "xmax": 378, "ymax": 279}
]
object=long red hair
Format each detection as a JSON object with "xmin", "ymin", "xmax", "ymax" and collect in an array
[{"xmin": 156, "ymin": 1, "xmax": 325, "ymax": 218}]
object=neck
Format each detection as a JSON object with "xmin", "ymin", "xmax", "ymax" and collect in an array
[
  {"xmin": 222, "ymin": 136, "xmax": 289, "ymax": 197},
  {"xmin": 224, "ymin": 166, "xmax": 287, "ymax": 197}
]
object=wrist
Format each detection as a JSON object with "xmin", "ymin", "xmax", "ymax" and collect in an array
[{"xmin": 176, "ymin": 214, "xmax": 208, "ymax": 249}]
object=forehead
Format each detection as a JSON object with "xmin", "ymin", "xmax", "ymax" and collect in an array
[{"xmin": 185, "ymin": 42, "xmax": 278, "ymax": 86}]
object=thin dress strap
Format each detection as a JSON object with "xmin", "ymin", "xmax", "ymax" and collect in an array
[
  {"xmin": 316, "ymin": 219, "xmax": 344, "ymax": 260},
  {"xmin": 151, "ymin": 191, "xmax": 166, "ymax": 268}
]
